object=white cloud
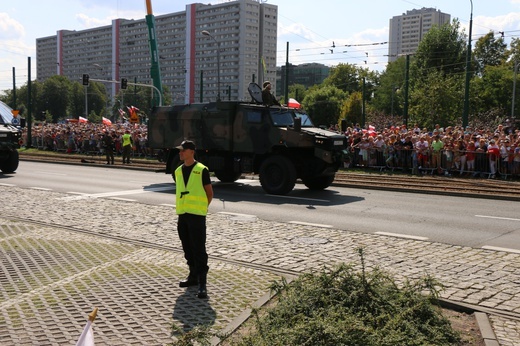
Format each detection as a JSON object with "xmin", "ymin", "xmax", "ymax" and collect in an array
[{"xmin": 0, "ymin": 12, "xmax": 25, "ymax": 40}]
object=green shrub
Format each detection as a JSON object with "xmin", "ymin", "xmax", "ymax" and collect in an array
[{"xmin": 231, "ymin": 248, "xmax": 460, "ymax": 346}]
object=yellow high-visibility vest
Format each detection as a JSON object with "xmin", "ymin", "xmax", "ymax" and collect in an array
[
  {"xmin": 122, "ymin": 133, "xmax": 132, "ymax": 147},
  {"xmin": 175, "ymin": 163, "xmax": 208, "ymax": 216}
]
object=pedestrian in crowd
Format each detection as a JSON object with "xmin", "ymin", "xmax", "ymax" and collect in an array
[
  {"xmin": 261, "ymin": 81, "xmax": 280, "ymax": 106},
  {"xmin": 121, "ymin": 129, "xmax": 133, "ymax": 164},
  {"xmin": 102, "ymin": 131, "xmax": 115, "ymax": 165},
  {"xmin": 431, "ymin": 134, "xmax": 444, "ymax": 174},
  {"xmin": 174, "ymin": 140, "xmax": 213, "ymax": 299},
  {"xmin": 466, "ymin": 140, "xmax": 476, "ymax": 173},
  {"xmin": 487, "ymin": 139, "xmax": 500, "ymax": 178}
]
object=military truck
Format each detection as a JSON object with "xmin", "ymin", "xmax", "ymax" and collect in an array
[
  {"xmin": 147, "ymin": 84, "xmax": 347, "ymax": 195},
  {"xmin": 0, "ymin": 101, "xmax": 23, "ymax": 173}
]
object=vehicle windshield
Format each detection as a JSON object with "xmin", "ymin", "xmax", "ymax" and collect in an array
[
  {"xmin": 269, "ymin": 109, "xmax": 314, "ymax": 127},
  {"xmin": 0, "ymin": 101, "xmax": 14, "ymax": 125}
]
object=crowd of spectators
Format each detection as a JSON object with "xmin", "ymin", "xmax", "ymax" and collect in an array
[
  {"xmin": 20, "ymin": 118, "xmax": 520, "ymax": 179},
  {"xmin": 335, "ymin": 119, "xmax": 520, "ymax": 179},
  {"xmin": 22, "ymin": 121, "xmax": 154, "ymax": 159}
]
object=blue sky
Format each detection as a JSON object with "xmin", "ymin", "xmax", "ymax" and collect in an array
[{"xmin": 1, "ymin": 0, "xmax": 520, "ymax": 92}]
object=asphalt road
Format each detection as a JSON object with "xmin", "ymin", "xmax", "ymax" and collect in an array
[{"xmin": 3, "ymin": 160, "xmax": 520, "ymax": 253}]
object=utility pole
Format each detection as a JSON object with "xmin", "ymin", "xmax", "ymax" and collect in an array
[{"xmin": 462, "ymin": 0, "xmax": 473, "ymax": 128}]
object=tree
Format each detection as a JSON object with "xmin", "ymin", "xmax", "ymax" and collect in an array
[
  {"xmin": 471, "ymin": 64, "xmax": 512, "ymax": 114},
  {"xmin": 473, "ymin": 32, "xmax": 508, "ymax": 75},
  {"xmin": 288, "ymin": 84, "xmax": 307, "ymax": 102},
  {"xmin": 411, "ymin": 19, "xmax": 467, "ymax": 82},
  {"xmin": 70, "ymin": 82, "xmax": 86, "ymax": 118},
  {"xmin": 41, "ymin": 75, "xmax": 72, "ymax": 122},
  {"xmin": 409, "ymin": 70, "xmax": 463, "ymax": 128},
  {"xmin": 302, "ymin": 85, "xmax": 346, "ymax": 127},
  {"xmin": 371, "ymin": 57, "xmax": 406, "ymax": 115},
  {"xmin": 323, "ymin": 63, "xmax": 361, "ymax": 94},
  {"xmin": 341, "ymin": 91, "xmax": 363, "ymax": 126}
]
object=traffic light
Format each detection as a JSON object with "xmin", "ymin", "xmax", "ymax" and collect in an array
[
  {"xmin": 121, "ymin": 78, "xmax": 128, "ymax": 89},
  {"xmin": 82, "ymin": 74, "xmax": 89, "ymax": 86}
]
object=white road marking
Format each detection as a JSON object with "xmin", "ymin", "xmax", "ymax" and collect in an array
[
  {"xmin": 482, "ymin": 246, "xmax": 520, "ymax": 254},
  {"xmin": 266, "ymin": 194, "xmax": 330, "ymax": 203},
  {"xmin": 160, "ymin": 203, "xmax": 175, "ymax": 207},
  {"xmin": 218, "ymin": 212, "xmax": 257, "ymax": 218},
  {"xmin": 67, "ymin": 192, "xmax": 88, "ymax": 195},
  {"xmin": 288, "ymin": 221, "xmax": 333, "ymax": 228},
  {"xmin": 0, "ymin": 183, "xmax": 16, "ymax": 187},
  {"xmin": 109, "ymin": 197, "xmax": 137, "ymax": 202},
  {"xmin": 375, "ymin": 232, "xmax": 429, "ymax": 241},
  {"xmin": 29, "ymin": 187, "xmax": 52, "ymax": 191},
  {"xmin": 235, "ymin": 179, "xmax": 257, "ymax": 183},
  {"xmin": 58, "ymin": 186, "xmax": 173, "ymax": 201},
  {"xmin": 475, "ymin": 215, "xmax": 520, "ymax": 222}
]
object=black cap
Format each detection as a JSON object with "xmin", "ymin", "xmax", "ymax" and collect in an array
[{"xmin": 175, "ymin": 140, "xmax": 196, "ymax": 150}]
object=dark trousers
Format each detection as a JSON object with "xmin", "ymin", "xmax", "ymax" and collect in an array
[
  {"xmin": 122, "ymin": 145, "xmax": 131, "ymax": 163},
  {"xmin": 105, "ymin": 148, "xmax": 114, "ymax": 164},
  {"xmin": 177, "ymin": 213, "xmax": 209, "ymax": 276}
]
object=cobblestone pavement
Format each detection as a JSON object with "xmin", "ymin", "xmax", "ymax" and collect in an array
[{"xmin": 1, "ymin": 185, "xmax": 520, "ymax": 345}]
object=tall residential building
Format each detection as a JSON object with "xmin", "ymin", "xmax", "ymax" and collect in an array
[
  {"xmin": 36, "ymin": 0, "xmax": 278, "ymax": 106},
  {"xmin": 388, "ymin": 8, "xmax": 450, "ymax": 62}
]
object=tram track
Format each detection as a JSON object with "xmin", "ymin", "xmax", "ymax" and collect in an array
[{"xmin": 334, "ymin": 172, "xmax": 520, "ymax": 201}]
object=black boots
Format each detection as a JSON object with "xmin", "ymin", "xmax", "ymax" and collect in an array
[
  {"xmin": 197, "ymin": 273, "xmax": 207, "ymax": 299},
  {"xmin": 179, "ymin": 267, "xmax": 198, "ymax": 288}
]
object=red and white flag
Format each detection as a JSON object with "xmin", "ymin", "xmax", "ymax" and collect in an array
[
  {"xmin": 79, "ymin": 116, "xmax": 88, "ymax": 123},
  {"xmin": 102, "ymin": 117, "xmax": 112, "ymax": 126}
]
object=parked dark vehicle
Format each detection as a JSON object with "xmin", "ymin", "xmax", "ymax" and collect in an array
[
  {"xmin": 0, "ymin": 101, "xmax": 23, "ymax": 173},
  {"xmin": 147, "ymin": 84, "xmax": 347, "ymax": 195}
]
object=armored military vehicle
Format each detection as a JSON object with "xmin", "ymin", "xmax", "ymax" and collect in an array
[
  {"xmin": 0, "ymin": 101, "xmax": 23, "ymax": 173},
  {"xmin": 148, "ymin": 84, "xmax": 347, "ymax": 195}
]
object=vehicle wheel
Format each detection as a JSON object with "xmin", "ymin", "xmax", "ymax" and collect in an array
[
  {"xmin": 302, "ymin": 175, "xmax": 335, "ymax": 190},
  {"xmin": 215, "ymin": 170, "xmax": 242, "ymax": 183},
  {"xmin": 259, "ymin": 155, "xmax": 296, "ymax": 195},
  {"xmin": 0, "ymin": 150, "xmax": 19, "ymax": 173}
]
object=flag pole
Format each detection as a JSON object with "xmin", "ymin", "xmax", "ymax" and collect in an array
[
  {"xmin": 76, "ymin": 308, "xmax": 98, "ymax": 346},
  {"xmin": 88, "ymin": 308, "xmax": 98, "ymax": 322}
]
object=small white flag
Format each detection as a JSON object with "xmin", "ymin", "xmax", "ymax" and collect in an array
[
  {"xmin": 75, "ymin": 320, "xmax": 94, "ymax": 346},
  {"xmin": 75, "ymin": 308, "xmax": 97, "ymax": 346}
]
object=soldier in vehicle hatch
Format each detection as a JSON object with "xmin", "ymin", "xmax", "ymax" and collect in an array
[{"xmin": 261, "ymin": 81, "xmax": 280, "ymax": 106}]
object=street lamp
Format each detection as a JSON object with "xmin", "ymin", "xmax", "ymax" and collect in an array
[
  {"xmin": 462, "ymin": 0, "xmax": 473, "ymax": 128},
  {"xmin": 512, "ymin": 61, "xmax": 519, "ymax": 124},
  {"xmin": 201, "ymin": 30, "xmax": 221, "ymax": 101}
]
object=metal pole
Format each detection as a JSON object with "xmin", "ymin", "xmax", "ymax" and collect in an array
[
  {"xmin": 404, "ymin": 54, "xmax": 410, "ymax": 127},
  {"xmin": 362, "ymin": 77, "xmax": 366, "ymax": 127},
  {"xmin": 512, "ymin": 62, "xmax": 518, "ymax": 123},
  {"xmin": 462, "ymin": 0, "xmax": 473, "ymax": 128},
  {"xmin": 27, "ymin": 57, "xmax": 32, "ymax": 148},
  {"xmin": 12, "ymin": 67, "xmax": 16, "ymax": 109},
  {"xmin": 285, "ymin": 42, "xmax": 289, "ymax": 104}
]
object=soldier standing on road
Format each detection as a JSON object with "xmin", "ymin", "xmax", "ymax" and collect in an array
[
  {"xmin": 261, "ymin": 81, "xmax": 280, "ymax": 106},
  {"xmin": 121, "ymin": 129, "xmax": 132, "ymax": 164},
  {"xmin": 174, "ymin": 140, "xmax": 213, "ymax": 299},
  {"xmin": 102, "ymin": 131, "xmax": 115, "ymax": 165}
]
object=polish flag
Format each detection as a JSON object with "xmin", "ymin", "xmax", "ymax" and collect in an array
[
  {"xmin": 79, "ymin": 116, "xmax": 88, "ymax": 123},
  {"xmin": 102, "ymin": 117, "xmax": 112, "ymax": 126}
]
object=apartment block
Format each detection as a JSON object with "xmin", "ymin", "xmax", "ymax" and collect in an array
[
  {"xmin": 36, "ymin": 0, "xmax": 278, "ymax": 105},
  {"xmin": 388, "ymin": 8, "xmax": 450, "ymax": 62}
]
